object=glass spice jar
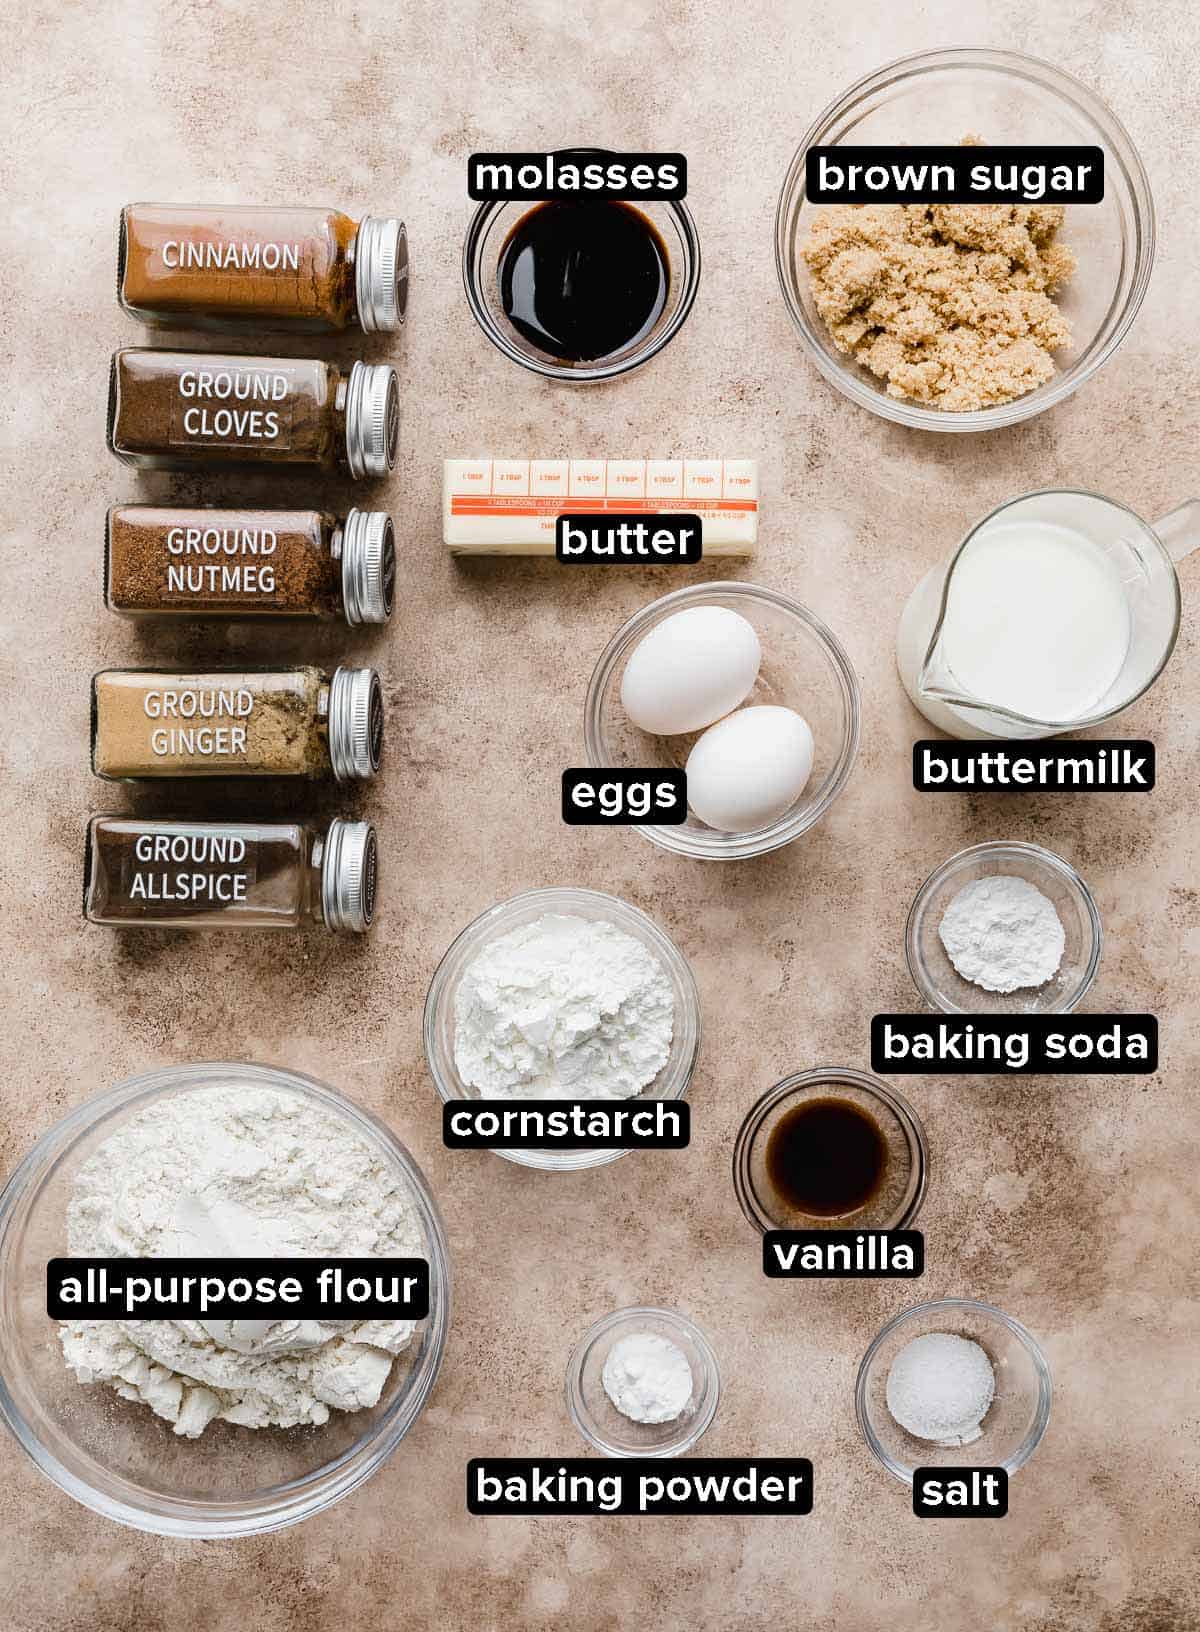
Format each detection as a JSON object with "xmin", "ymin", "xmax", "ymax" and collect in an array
[
  {"xmin": 106, "ymin": 349, "xmax": 398, "ymax": 477},
  {"xmin": 118, "ymin": 204, "xmax": 407, "ymax": 333},
  {"xmin": 91, "ymin": 665, "xmax": 383, "ymax": 781},
  {"xmin": 84, "ymin": 815, "xmax": 377, "ymax": 931},
  {"xmin": 105, "ymin": 506, "xmax": 395, "ymax": 623}
]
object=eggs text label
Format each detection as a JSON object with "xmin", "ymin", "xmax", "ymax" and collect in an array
[{"xmin": 562, "ymin": 768, "xmax": 687, "ymax": 825}]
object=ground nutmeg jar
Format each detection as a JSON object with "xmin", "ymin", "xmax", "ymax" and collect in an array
[
  {"xmin": 91, "ymin": 665, "xmax": 383, "ymax": 781},
  {"xmin": 107, "ymin": 349, "xmax": 398, "ymax": 477},
  {"xmin": 118, "ymin": 204, "xmax": 408, "ymax": 332},
  {"xmin": 105, "ymin": 506, "xmax": 395, "ymax": 623}
]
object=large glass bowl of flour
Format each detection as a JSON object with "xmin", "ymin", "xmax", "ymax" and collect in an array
[{"xmin": 0, "ymin": 1061, "xmax": 450, "ymax": 1536}]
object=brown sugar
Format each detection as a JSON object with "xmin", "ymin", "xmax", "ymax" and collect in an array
[{"xmin": 801, "ymin": 167, "xmax": 1076, "ymax": 411}]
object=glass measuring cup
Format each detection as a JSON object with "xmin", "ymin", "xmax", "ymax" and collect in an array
[{"xmin": 896, "ymin": 489, "xmax": 1198, "ymax": 739}]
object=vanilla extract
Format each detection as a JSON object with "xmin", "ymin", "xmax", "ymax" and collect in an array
[{"xmin": 764, "ymin": 1097, "xmax": 886, "ymax": 1218}]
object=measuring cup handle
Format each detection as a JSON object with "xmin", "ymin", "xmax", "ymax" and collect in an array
[{"xmin": 1155, "ymin": 500, "xmax": 1200, "ymax": 564}]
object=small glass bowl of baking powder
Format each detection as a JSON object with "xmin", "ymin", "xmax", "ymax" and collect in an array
[
  {"xmin": 423, "ymin": 886, "xmax": 702, "ymax": 1173},
  {"xmin": 0, "ymin": 1061, "xmax": 450, "ymax": 1537},
  {"xmin": 906, "ymin": 839, "xmax": 1103, "ymax": 1014},
  {"xmin": 586, "ymin": 582, "xmax": 861, "ymax": 861},
  {"xmin": 776, "ymin": 49, "xmax": 1155, "ymax": 432},
  {"xmin": 856, "ymin": 1299, "xmax": 1052, "ymax": 1484},
  {"xmin": 566, "ymin": 1306, "xmax": 720, "ymax": 1458}
]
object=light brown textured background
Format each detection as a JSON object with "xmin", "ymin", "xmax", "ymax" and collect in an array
[{"xmin": 1, "ymin": 2, "xmax": 1197, "ymax": 1628}]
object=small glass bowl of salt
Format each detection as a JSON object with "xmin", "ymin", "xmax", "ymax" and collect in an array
[
  {"xmin": 856, "ymin": 1298, "xmax": 1052, "ymax": 1484},
  {"xmin": 566, "ymin": 1306, "xmax": 720, "ymax": 1458}
]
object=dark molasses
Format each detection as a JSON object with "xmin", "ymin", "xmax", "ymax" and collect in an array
[
  {"xmin": 497, "ymin": 200, "xmax": 669, "ymax": 364},
  {"xmin": 764, "ymin": 1097, "xmax": 886, "ymax": 1218}
]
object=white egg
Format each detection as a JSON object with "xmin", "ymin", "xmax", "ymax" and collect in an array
[
  {"xmin": 686, "ymin": 706, "xmax": 815, "ymax": 833},
  {"xmin": 620, "ymin": 606, "xmax": 761, "ymax": 735}
]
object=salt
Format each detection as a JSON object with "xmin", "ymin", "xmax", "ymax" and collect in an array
[{"xmin": 885, "ymin": 1332, "xmax": 996, "ymax": 1446}]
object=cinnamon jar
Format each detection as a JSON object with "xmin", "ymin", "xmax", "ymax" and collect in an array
[{"xmin": 118, "ymin": 204, "xmax": 407, "ymax": 332}]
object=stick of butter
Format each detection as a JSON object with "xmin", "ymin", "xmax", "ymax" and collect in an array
[{"xmin": 443, "ymin": 458, "xmax": 758, "ymax": 555}]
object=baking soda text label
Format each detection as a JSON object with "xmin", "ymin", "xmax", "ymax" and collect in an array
[
  {"xmin": 444, "ymin": 1099, "xmax": 689, "ymax": 1151},
  {"xmin": 914, "ymin": 1467, "xmax": 1008, "ymax": 1518},
  {"xmin": 763, "ymin": 1230, "xmax": 923, "ymax": 1279},
  {"xmin": 872, "ymin": 1015, "xmax": 1157, "ymax": 1075},
  {"xmin": 808, "ymin": 146, "xmax": 1103, "ymax": 205},
  {"xmin": 914, "ymin": 740, "xmax": 1154, "ymax": 792},
  {"xmin": 468, "ymin": 151, "xmax": 686, "ymax": 201},
  {"xmin": 468, "ymin": 1458, "xmax": 812, "ymax": 1515},
  {"xmin": 562, "ymin": 768, "xmax": 688, "ymax": 825},
  {"xmin": 556, "ymin": 513, "xmax": 703, "ymax": 564},
  {"xmin": 47, "ymin": 1257, "xmax": 429, "ymax": 1321}
]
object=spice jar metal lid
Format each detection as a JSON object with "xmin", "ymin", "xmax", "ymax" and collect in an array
[
  {"xmin": 321, "ymin": 818, "xmax": 378, "ymax": 932},
  {"xmin": 327, "ymin": 665, "xmax": 384, "ymax": 780},
  {"xmin": 340, "ymin": 509, "xmax": 396, "ymax": 625},
  {"xmin": 355, "ymin": 216, "xmax": 408, "ymax": 333},
  {"xmin": 344, "ymin": 361, "xmax": 399, "ymax": 479}
]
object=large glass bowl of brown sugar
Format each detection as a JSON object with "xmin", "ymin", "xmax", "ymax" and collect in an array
[
  {"xmin": 776, "ymin": 48, "xmax": 1155, "ymax": 431},
  {"xmin": 0, "ymin": 1061, "xmax": 450, "ymax": 1536}
]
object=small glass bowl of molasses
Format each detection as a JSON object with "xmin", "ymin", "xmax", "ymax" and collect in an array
[
  {"xmin": 732, "ymin": 1068, "xmax": 928, "ymax": 1234},
  {"xmin": 463, "ymin": 176, "xmax": 700, "ymax": 381}
]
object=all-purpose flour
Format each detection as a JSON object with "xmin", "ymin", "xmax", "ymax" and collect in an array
[
  {"xmin": 60, "ymin": 1085, "xmax": 423, "ymax": 1437},
  {"xmin": 453, "ymin": 914, "xmax": 675, "ymax": 1099}
]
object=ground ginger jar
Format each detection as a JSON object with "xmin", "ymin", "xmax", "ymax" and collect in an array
[{"xmin": 90, "ymin": 665, "xmax": 383, "ymax": 781}]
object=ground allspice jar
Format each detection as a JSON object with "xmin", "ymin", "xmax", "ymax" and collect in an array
[
  {"xmin": 84, "ymin": 816, "xmax": 377, "ymax": 931},
  {"xmin": 107, "ymin": 349, "xmax": 398, "ymax": 477},
  {"xmin": 91, "ymin": 665, "xmax": 383, "ymax": 780},
  {"xmin": 118, "ymin": 204, "xmax": 408, "ymax": 332},
  {"xmin": 105, "ymin": 506, "xmax": 395, "ymax": 623}
]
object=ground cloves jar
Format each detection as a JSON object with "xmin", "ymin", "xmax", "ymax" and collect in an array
[{"xmin": 107, "ymin": 349, "xmax": 398, "ymax": 477}]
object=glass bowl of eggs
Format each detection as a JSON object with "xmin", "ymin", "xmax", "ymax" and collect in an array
[{"xmin": 585, "ymin": 582, "xmax": 861, "ymax": 860}]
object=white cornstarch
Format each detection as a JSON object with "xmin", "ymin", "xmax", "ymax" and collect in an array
[
  {"xmin": 939, "ymin": 874, "xmax": 1065, "ymax": 993},
  {"xmin": 60, "ymin": 1086, "xmax": 423, "ymax": 1438},
  {"xmin": 886, "ymin": 1332, "xmax": 996, "ymax": 1446},
  {"xmin": 453, "ymin": 914, "xmax": 675, "ymax": 1099},
  {"xmin": 602, "ymin": 1332, "xmax": 693, "ymax": 1424}
]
